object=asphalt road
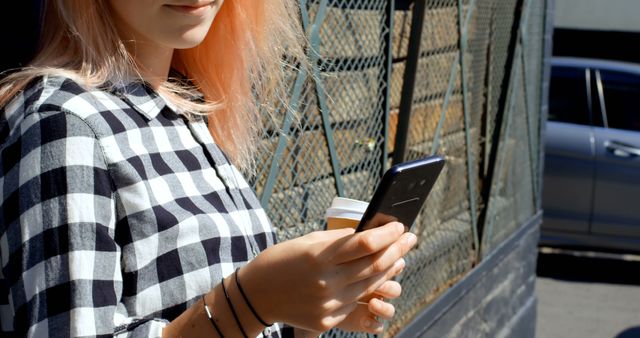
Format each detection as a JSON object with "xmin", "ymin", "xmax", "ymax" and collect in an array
[{"xmin": 536, "ymin": 249, "xmax": 640, "ymax": 338}]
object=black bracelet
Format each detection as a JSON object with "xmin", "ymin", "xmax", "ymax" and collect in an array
[
  {"xmin": 221, "ymin": 276, "xmax": 249, "ymax": 338},
  {"xmin": 202, "ymin": 295, "xmax": 224, "ymax": 337},
  {"xmin": 234, "ymin": 267, "xmax": 273, "ymax": 327}
]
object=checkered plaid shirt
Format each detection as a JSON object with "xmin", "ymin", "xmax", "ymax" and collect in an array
[{"xmin": 0, "ymin": 75, "xmax": 285, "ymax": 337}]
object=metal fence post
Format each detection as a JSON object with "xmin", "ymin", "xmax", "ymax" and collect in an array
[
  {"xmin": 518, "ymin": 0, "xmax": 540, "ymax": 212},
  {"xmin": 457, "ymin": 0, "xmax": 480, "ymax": 257},
  {"xmin": 477, "ymin": 0, "xmax": 525, "ymax": 249},
  {"xmin": 303, "ymin": 0, "xmax": 347, "ymax": 197},
  {"xmin": 482, "ymin": 45, "xmax": 522, "ymax": 255},
  {"xmin": 538, "ymin": 0, "xmax": 555, "ymax": 209},
  {"xmin": 381, "ymin": 0, "xmax": 394, "ymax": 175},
  {"xmin": 392, "ymin": 0, "xmax": 427, "ymax": 165},
  {"xmin": 481, "ymin": 0, "xmax": 533, "ymax": 255},
  {"xmin": 260, "ymin": 70, "xmax": 308, "ymax": 207}
]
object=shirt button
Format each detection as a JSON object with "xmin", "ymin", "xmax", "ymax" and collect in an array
[{"xmin": 264, "ymin": 327, "xmax": 272, "ymax": 336}]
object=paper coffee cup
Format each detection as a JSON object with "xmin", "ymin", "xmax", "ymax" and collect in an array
[{"xmin": 325, "ymin": 197, "xmax": 369, "ymax": 230}]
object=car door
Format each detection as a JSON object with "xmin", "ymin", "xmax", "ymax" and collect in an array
[
  {"xmin": 542, "ymin": 65, "xmax": 596, "ymax": 234},
  {"xmin": 591, "ymin": 68, "xmax": 640, "ymax": 237}
]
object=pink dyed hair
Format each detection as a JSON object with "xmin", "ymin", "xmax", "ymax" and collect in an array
[
  {"xmin": 175, "ymin": 0, "xmax": 304, "ymax": 171},
  {"xmin": 0, "ymin": 0, "xmax": 305, "ymax": 172}
]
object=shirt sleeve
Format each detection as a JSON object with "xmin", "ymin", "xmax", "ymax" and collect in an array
[{"xmin": 0, "ymin": 111, "xmax": 167, "ymax": 337}]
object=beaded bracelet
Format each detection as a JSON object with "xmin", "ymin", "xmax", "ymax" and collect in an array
[
  {"xmin": 221, "ymin": 276, "xmax": 249, "ymax": 338},
  {"xmin": 234, "ymin": 267, "xmax": 273, "ymax": 327},
  {"xmin": 202, "ymin": 295, "xmax": 224, "ymax": 337}
]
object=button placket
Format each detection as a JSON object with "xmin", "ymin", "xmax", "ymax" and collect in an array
[{"xmin": 186, "ymin": 119, "xmax": 261, "ymax": 258}]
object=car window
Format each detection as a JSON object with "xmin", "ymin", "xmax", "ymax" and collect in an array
[
  {"xmin": 548, "ymin": 66, "xmax": 590, "ymax": 125},
  {"xmin": 599, "ymin": 69, "xmax": 640, "ymax": 132}
]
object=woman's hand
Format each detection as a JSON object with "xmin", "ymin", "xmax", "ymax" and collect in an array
[
  {"xmin": 334, "ymin": 279, "xmax": 403, "ymax": 333},
  {"xmin": 239, "ymin": 221, "xmax": 417, "ymax": 332},
  {"xmin": 293, "ymin": 279, "xmax": 404, "ymax": 337}
]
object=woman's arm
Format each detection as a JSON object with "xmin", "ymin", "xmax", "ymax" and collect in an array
[
  {"xmin": 163, "ymin": 222, "xmax": 416, "ymax": 337},
  {"xmin": 1, "ymin": 110, "xmax": 170, "ymax": 336}
]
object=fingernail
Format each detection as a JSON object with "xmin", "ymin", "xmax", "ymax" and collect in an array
[
  {"xmin": 405, "ymin": 233, "xmax": 417, "ymax": 246},
  {"xmin": 396, "ymin": 222, "xmax": 404, "ymax": 233},
  {"xmin": 395, "ymin": 258, "xmax": 406, "ymax": 270},
  {"xmin": 363, "ymin": 318, "xmax": 375, "ymax": 329}
]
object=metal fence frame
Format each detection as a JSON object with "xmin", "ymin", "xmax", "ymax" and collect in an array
[{"xmin": 251, "ymin": 0, "xmax": 548, "ymax": 335}]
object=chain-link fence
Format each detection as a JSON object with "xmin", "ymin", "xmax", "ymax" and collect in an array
[
  {"xmin": 479, "ymin": 0, "xmax": 545, "ymax": 255},
  {"xmin": 250, "ymin": 0, "xmax": 548, "ymax": 336}
]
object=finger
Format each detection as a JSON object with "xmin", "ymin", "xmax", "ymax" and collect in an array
[
  {"xmin": 318, "ymin": 302, "xmax": 358, "ymax": 331},
  {"xmin": 336, "ymin": 232, "xmax": 416, "ymax": 283},
  {"xmin": 312, "ymin": 227, "xmax": 356, "ymax": 242},
  {"xmin": 368, "ymin": 297, "xmax": 395, "ymax": 320},
  {"xmin": 337, "ymin": 306, "xmax": 384, "ymax": 333},
  {"xmin": 305, "ymin": 227, "xmax": 356, "ymax": 260},
  {"xmin": 393, "ymin": 263, "xmax": 406, "ymax": 277},
  {"xmin": 361, "ymin": 315, "xmax": 384, "ymax": 334},
  {"xmin": 341, "ymin": 257, "xmax": 406, "ymax": 303},
  {"xmin": 328, "ymin": 222, "xmax": 406, "ymax": 264},
  {"xmin": 372, "ymin": 280, "xmax": 402, "ymax": 299}
]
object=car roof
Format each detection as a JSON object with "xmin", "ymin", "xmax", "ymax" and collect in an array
[{"xmin": 551, "ymin": 57, "xmax": 640, "ymax": 75}]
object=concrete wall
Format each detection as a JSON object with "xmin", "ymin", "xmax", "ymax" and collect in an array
[
  {"xmin": 555, "ymin": 0, "xmax": 640, "ymax": 32},
  {"xmin": 396, "ymin": 213, "xmax": 541, "ymax": 338}
]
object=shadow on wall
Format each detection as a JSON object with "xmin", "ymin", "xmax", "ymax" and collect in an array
[{"xmin": 536, "ymin": 252, "xmax": 640, "ymax": 286}]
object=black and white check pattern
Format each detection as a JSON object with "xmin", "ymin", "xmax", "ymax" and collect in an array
[{"xmin": 0, "ymin": 75, "xmax": 285, "ymax": 337}]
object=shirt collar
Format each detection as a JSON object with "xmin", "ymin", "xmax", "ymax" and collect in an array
[
  {"xmin": 110, "ymin": 80, "xmax": 167, "ymax": 120},
  {"xmin": 108, "ymin": 70, "xmax": 204, "ymax": 120}
]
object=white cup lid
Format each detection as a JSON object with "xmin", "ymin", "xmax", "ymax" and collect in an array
[
  {"xmin": 329, "ymin": 197, "xmax": 368, "ymax": 213},
  {"xmin": 326, "ymin": 197, "xmax": 368, "ymax": 220},
  {"xmin": 325, "ymin": 209, "xmax": 364, "ymax": 220}
]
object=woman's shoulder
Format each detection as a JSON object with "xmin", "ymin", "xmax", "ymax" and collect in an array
[
  {"xmin": 8, "ymin": 74, "xmax": 114, "ymax": 119},
  {"xmin": 2, "ymin": 74, "xmax": 127, "ymax": 142}
]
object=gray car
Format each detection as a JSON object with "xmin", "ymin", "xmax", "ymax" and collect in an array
[{"xmin": 541, "ymin": 57, "xmax": 640, "ymax": 253}]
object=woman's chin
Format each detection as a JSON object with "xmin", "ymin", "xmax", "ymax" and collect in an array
[{"xmin": 163, "ymin": 29, "xmax": 209, "ymax": 49}]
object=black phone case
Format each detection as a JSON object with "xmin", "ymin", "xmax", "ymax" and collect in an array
[{"xmin": 355, "ymin": 155, "xmax": 445, "ymax": 232}]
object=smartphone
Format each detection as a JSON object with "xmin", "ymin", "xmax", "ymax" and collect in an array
[{"xmin": 355, "ymin": 155, "xmax": 445, "ymax": 232}]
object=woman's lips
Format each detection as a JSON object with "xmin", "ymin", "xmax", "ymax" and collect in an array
[{"xmin": 164, "ymin": 2, "xmax": 214, "ymax": 15}]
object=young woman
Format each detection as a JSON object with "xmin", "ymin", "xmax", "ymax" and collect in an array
[{"xmin": 0, "ymin": 0, "xmax": 417, "ymax": 337}]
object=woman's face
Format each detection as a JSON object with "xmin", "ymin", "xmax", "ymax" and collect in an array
[{"xmin": 109, "ymin": 0, "xmax": 224, "ymax": 50}]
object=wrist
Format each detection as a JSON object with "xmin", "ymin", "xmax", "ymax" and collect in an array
[
  {"xmin": 238, "ymin": 253, "xmax": 280, "ymax": 324},
  {"xmin": 294, "ymin": 327, "xmax": 323, "ymax": 338},
  {"xmin": 234, "ymin": 267, "xmax": 273, "ymax": 327},
  {"xmin": 214, "ymin": 273, "xmax": 269, "ymax": 337},
  {"xmin": 164, "ymin": 277, "xmax": 268, "ymax": 338}
]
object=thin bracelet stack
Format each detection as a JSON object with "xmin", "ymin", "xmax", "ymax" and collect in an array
[
  {"xmin": 234, "ymin": 267, "xmax": 273, "ymax": 327},
  {"xmin": 205, "ymin": 269, "xmax": 272, "ymax": 338},
  {"xmin": 202, "ymin": 295, "xmax": 224, "ymax": 337},
  {"xmin": 221, "ymin": 276, "xmax": 249, "ymax": 338}
]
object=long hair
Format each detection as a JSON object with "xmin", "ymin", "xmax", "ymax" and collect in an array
[{"xmin": 0, "ymin": 0, "xmax": 305, "ymax": 173}]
